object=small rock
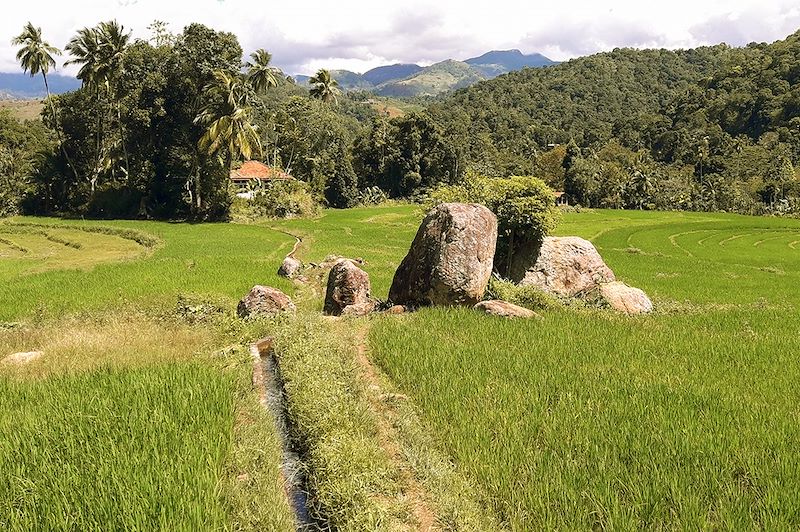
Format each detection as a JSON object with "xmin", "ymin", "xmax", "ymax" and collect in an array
[
  {"xmin": 389, "ymin": 203, "xmax": 498, "ymax": 307},
  {"xmin": 237, "ymin": 286, "xmax": 296, "ymax": 318},
  {"xmin": 277, "ymin": 256, "xmax": 303, "ymax": 278},
  {"xmin": 518, "ymin": 236, "xmax": 615, "ymax": 296},
  {"xmin": 474, "ymin": 300, "xmax": 540, "ymax": 319},
  {"xmin": 341, "ymin": 301, "xmax": 378, "ymax": 317},
  {"xmin": 598, "ymin": 282, "xmax": 653, "ymax": 314},
  {"xmin": 2, "ymin": 351, "xmax": 43, "ymax": 365},
  {"xmin": 385, "ymin": 305, "xmax": 406, "ymax": 315},
  {"xmin": 317, "ymin": 255, "xmax": 365, "ymax": 269},
  {"xmin": 324, "ymin": 260, "xmax": 374, "ymax": 316}
]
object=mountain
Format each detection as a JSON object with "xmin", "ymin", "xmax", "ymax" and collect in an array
[
  {"xmin": 0, "ymin": 73, "xmax": 81, "ymax": 99},
  {"xmin": 291, "ymin": 49, "xmax": 554, "ymax": 97},
  {"xmin": 465, "ymin": 49, "xmax": 557, "ymax": 78},
  {"xmin": 375, "ymin": 60, "xmax": 487, "ymax": 97},
  {"xmin": 294, "ymin": 69, "xmax": 375, "ymax": 91},
  {"xmin": 362, "ymin": 63, "xmax": 423, "ymax": 86}
]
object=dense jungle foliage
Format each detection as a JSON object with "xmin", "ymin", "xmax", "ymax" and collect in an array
[{"xmin": 1, "ymin": 23, "xmax": 799, "ymax": 218}]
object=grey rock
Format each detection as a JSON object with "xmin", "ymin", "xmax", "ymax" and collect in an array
[
  {"xmin": 324, "ymin": 260, "xmax": 374, "ymax": 316},
  {"xmin": 474, "ymin": 300, "xmax": 540, "ymax": 319},
  {"xmin": 389, "ymin": 203, "xmax": 498, "ymax": 307},
  {"xmin": 519, "ymin": 236, "xmax": 615, "ymax": 296},
  {"xmin": 598, "ymin": 281, "xmax": 653, "ymax": 314},
  {"xmin": 278, "ymin": 256, "xmax": 303, "ymax": 278},
  {"xmin": 237, "ymin": 285, "xmax": 296, "ymax": 318}
]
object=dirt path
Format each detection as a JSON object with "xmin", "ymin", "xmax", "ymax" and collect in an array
[{"xmin": 353, "ymin": 327, "xmax": 438, "ymax": 531}]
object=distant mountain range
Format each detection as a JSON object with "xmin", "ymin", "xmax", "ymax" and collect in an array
[
  {"xmin": 0, "ymin": 49, "xmax": 556, "ymax": 100},
  {"xmin": 0, "ymin": 73, "xmax": 81, "ymax": 99},
  {"xmin": 295, "ymin": 50, "xmax": 557, "ymax": 97}
]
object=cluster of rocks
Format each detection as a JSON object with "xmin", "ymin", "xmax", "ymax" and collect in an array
[
  {"xmin": 517, "ymin": 236, "xmax": 653, "ymax": 314},
  {"xmin": 237, "ymin": 201, "xmax": 652, "ymax": 320}
]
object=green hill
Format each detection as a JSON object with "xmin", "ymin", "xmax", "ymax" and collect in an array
[{"xmin": 376, "ymin": 60, "xmax": 487, "ymax": 97}]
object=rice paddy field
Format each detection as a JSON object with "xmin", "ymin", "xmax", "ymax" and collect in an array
[
  {"xmin": 2, "ymin": 206, "xmax": 799, "ymax": 530},
  {"xmin": 363, "ymin": 208, "xmax": 800, "ymax": 530},
  {"xmin": 0, "ymin": 218, "xmax": 296, "ymax": 530}
]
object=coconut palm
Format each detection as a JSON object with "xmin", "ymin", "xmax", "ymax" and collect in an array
[
  {"xmin": 308, "ymin": 69, "xmax": 340, "ymax": 104},
  {"xmin": 12, "ymin": 22, "xmax": 78, "ymax": 181},
  {"xmin": 245, "ymin": 49, "xmax": 278, "ymax": 95},
  {"xmin": 195, "ymin": 70, "xmax": 262, "ymax": 203},
  {"xmin": 65, "ymin": 21, "xmax": 131, "ymax": 186}
]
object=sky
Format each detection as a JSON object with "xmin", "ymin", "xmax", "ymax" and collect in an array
[{"xmin": 2, "ymin": 0, "xmax": 799, "ymax": 77}]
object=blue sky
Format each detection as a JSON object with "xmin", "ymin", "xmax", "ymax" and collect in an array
[{"xmin": 2, "ymin": 0, "xmax": 799, "ymax": 76}]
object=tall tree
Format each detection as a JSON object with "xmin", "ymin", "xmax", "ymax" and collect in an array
[
  {"xmin": 194, "ymin": 70, "xmax": 261, "ymax": 209},
  {"xmin": 65, "ymin": 21, "xmax": 131, "ymax": 188},
  {"xmin": 12, "ymin": 22, "xmax": 77, "ymax": 181},
  {"xmin": 308, "ymin": 69, "xmax": 340, "ymax": 104},
  {"xmin": 245, "ymin": 49, "xmax": 278, "ymax": 95}
]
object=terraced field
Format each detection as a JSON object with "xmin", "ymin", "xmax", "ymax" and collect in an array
[
  {"xmin": 365, "ymin": 208, "xmax": 800, "ymax": 530},
  {"xmin": 2, "ymin": 207, "xmax": 799, "ymax": 530}
]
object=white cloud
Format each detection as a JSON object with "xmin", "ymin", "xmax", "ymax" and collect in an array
[{"xmin": 1, "ymin": 0, "xmax": 797, "ymax": 76}]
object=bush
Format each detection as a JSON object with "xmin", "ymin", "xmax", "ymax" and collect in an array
[
  {"xmin": 485, "ymin": 276, "xmax": 561, "ymax": 311},
  {"xmin": 357, "ymin": 186, "xmax": 388, "ymax": 206},
  {"xmin": 234, "ymin": 179, "xmax": 318, "ymax": 219},
  {"xmin": 428, "ymin": 172, "xmax": 560, "ymax": 275}
]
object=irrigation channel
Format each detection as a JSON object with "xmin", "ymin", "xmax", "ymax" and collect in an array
[{"xmin": 250, "ymin": 339, "xmax": 318, "ymax": 530}]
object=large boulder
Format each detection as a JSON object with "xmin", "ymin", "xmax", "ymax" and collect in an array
[
  {"xmin": 324, "ymin": 260, "xmax": 375, "ymax": 316},
  {"xmin": 518, "ymin": 236, "xmax": 615, "ymax": 297},
  {"xmin": 237, "ymin": 286, "xmax": 296, "ymax": 318},
  {"xmin": 474, "ymin": 300, "xmax": 540, "ymax": 319},
  {"xmin": 598, "ymin": 282, "xmax": 653, "ymax": 314},
  {"xmin": 389, "ymin": 203, "xmax": 498, "ymax": 307},
  {"xmin": 277, "ymin": 256, "xmax": 303, "ymax": 278}
]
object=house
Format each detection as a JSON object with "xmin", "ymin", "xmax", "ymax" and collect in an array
[
  {"xmin": 230, "ymin": 161, "xmax": 294, "ymax": 199},
  {"xmin": 553, "ymin": 191, "xmax": 569, "ymax": 206}
]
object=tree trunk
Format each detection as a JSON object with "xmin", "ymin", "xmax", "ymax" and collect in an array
[
  {"xmin": 116, "ymin": 99, "xmax": 130, "ymax": 180},
  {"xmin": 43, "ymin": 73, "xmax": 79, "ymax": 183},
  {"xmin": 506, "ymin": 228, "xmax": 515, "ymax": 279}
]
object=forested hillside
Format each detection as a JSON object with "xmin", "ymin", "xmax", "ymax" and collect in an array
[
  {"xmin": 426, "ymin": 31, "xmax": 800, "ymax": 212},
  {"xmin": 2, "ymin": 20, "xmax": 799, "ymax": 220}
]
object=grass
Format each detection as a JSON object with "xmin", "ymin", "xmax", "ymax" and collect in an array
[
  {"xmin": 0, "ymin": 217, "xmax": 294, "ymax": 321},
  {"xmin": 4, "ymin": 205, "xmax": 800, "ymax": 530},
  {"xmin": 0, "ymin": 217, "xmax": 298, "ymax": 530},
  {"xmin": 359, "ymin": 207, "xmax": 800, "ymax": 529},
  {"xmin": 0, "ymin": 363, "xmax": 234, "ymax": 530}
]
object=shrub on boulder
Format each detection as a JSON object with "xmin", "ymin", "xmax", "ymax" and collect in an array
[{"xmin": 428, "ymin": 172, "xmax": 560, "ymax": 277}]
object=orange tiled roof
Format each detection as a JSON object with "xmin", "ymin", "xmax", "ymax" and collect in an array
[{"xmin": 230, "ymin": 161, "xmax": 293, "ymax": 181}]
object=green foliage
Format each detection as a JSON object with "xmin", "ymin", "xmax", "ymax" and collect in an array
[
  {"xmin": 236, "ymin": 179, "xmax": 318, "ymax": 219},
  {"xmin": 357, "ymin": 186, "xmax": 388, "ymax": 206},
  {"xmin": 308, "ymin": 68, "xmax": 340, "ymax": 104},
  {"xmin": 428, "ymin": 173, "xmax": 560, "ymax": 272},
  {"xmin": 353, "ymin": 112, "xmax": 463, "ymax": 197},
  {"xmin": 485, "ymin": 276, "xmax": 561, "ymax": 310},
  {"xmin": 0, "ymin": 111, "xmax": 53, "ymax": 216},
  {"xmin": 259, "ymin": 96, "xmax": 360, "ymax": 200},
  {"xmin": 431, "ymin": 33, "xmax": 800, "ymax": 214}
]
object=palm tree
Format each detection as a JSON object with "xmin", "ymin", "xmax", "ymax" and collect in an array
[
  {"xmin": 308, "ymin": 69, "xmax": 340, "ymax": 104},
  {"xmin": 194, "ymin": 70, "xmax": 262, "ymax": 210},
  {"xmin": 245, "ymin": 49, "xmax": 278, "ymax": 95},
  {"xmin": 65, "ymin": 21, "xmax": 131, "ymax": 187},
  {"xmin": 12, "ymin": 22, "xmax": 78, "ymax": 181},
  {"xmin": 96, "ymin": 21, "xmax": 131, "ymax": 178},
  {"xmin": 65, "ymin": 26, "xmax": 104, "ymax": 191}
]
